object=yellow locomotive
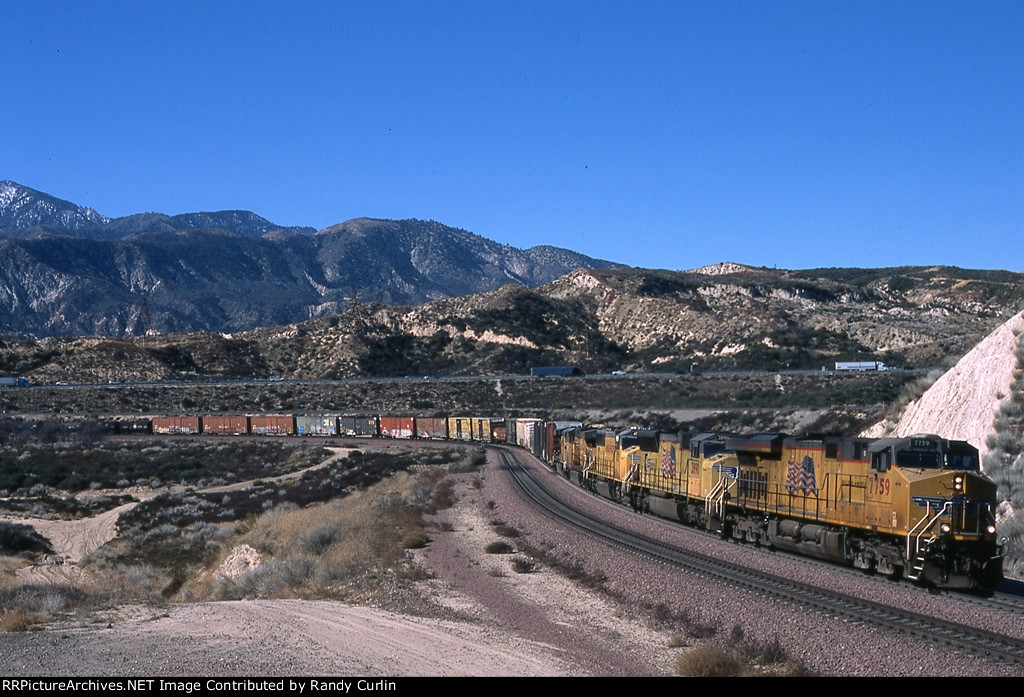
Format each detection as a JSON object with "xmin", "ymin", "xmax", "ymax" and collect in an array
[{"xmin": 559, "ymin": 429, "xmax": 1003, "ymax": 589}]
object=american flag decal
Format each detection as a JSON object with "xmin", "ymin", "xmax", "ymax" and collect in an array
[
  {"xmin": 785, "ymin": 456, "xmax": 818, "ymax": 496},
  {"xmin": 661, "ymin": 446, "xmax": 676, "ymax": 478}
]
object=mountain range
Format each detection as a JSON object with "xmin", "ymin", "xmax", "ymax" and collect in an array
[
  {"xmin": 3, "ymin": 261, "xmax": 1023, "ymax": 387},
  {"xmin": 4, "ymin": 180, "xmax": 1024, "ymax": 385},
  {"xmin": 0, "ymin": 181, "xmax": 621, "ymax": 337}
]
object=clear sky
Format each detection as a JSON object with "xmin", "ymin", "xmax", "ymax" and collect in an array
[{"xmin": 3, "ymin": 1, "xmax": 1021, "ymax": 271}]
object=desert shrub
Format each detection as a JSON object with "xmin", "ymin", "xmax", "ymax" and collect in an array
[
  {"xmin": 428, "ymin": 477, "xmax": 457, "ymax": 512},
  {"xmin": 0, "ymin": 581, "xmax": 89, "ymax": 620},
  {"xmin": 490, "ymin": 522, "xmax": 520, "ymax": 538},
  {"xmin": 0, "ymin": 521, "xmax": 53, "ymax": 556},
  {"xmin": 984, "ymin": 329, "xmax": 1024, "ymax": 573},
  {"xmin": 275, "ymin": 554, "xmax": 318, "ymax": 589},
  {"xmin": 485, "ymin": 541, "xmax": 514, "ymax": 554},
  {"xmin": 202, "ymin": 470, "xmax": 436, "ymax": 604},
  {"xmin": 453, "ymin": 449, "xmax": 486, "ymax": 471},
  {"xmin": 675, "ymin": 644, "xmax": 745, "ymax": 677},
  {"xmin": 998, "ymin": 512, "xmax": 1024, "ymax": 577},
  {"xmin": 298, "ymin": 522, "xmax": 341, "ymax": 554},
  {"xmin": 740, "ymin": 635, "xmax": 790, "ymax": 667},
  {"xmin": 510, "ymin": 557, "xmax": 535, "ymax": 573},
  {"xmin": 400, "ymin": 531, "xmax": 429, "ymax": 549},
  {"xmin": 676, "ymin": 635, "xmax": 810, "ymax": 677},
  {"xmin": 0, "ymin": 437, "xmax": 329, "ymax": 493}
]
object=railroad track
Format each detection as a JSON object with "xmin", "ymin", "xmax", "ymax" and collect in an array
[{"xmin": 495, "ymin": 446, "xmax": 1024, "ymax": 667}]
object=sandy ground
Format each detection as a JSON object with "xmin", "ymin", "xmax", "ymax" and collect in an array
[
  {"xmin": 3, "ymin": 600, "xmax": 582, "ymax": 677},
  {"xmin": 1, "ymin": 447, "xmax": 669, "ymax": 677}
]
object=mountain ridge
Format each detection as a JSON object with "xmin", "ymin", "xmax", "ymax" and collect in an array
[{"xmin": 0, "ymin": 181, "xmax": 622, "ymax": 337}]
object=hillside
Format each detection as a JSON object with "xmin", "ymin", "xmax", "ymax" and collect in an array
[
  {"xmin": 863, "ymin": 311, "xmax": 1024, "ymax": 460},
  {"xmin": 0, "ymin": 182, "xmax": 621, "ymax": 337},
  {"xmin": 1, "ymin": 265, "xmax": 1022, "ymax": 388},
  {"xmin": 0, "ymin": 223, "xmax": 619, "ymax": 338}
]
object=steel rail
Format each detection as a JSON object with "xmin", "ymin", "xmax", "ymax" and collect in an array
[{"xmin": 495, "ymin": 446, "xmax": 1024, "ymax": 667}]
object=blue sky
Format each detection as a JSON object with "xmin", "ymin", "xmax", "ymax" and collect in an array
[{"xmin": 3, "ymin": 1, "xmax": 1021, "ymax": 271}]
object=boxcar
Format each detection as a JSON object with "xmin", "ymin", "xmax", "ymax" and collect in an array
[
  {"xmin": 296, "ymin": 415, "xmax": 338, "ymax": 436},
  {"xmin": 379, "ymin": 416, "xmax": 415, "ymax": 439},
  {"xmin": 202, "ymin": 415, "xmax": 250, "ymax": 436},
  {"xmin": 447, "ymin": 417, "xmax": 472, "ymax": 441},
  {"xmin": 152, "ymin": 416, "xmax": 201, "ymax": 435},
  {"xmin": 250, "ymin": 415, "xmax": 296, "ymax": 436},
  {"xmin": 340, "ymin": 416, "xmax": 378, "ymax": 437},
  {"xmin": 416, "ymin": 417, "xmax": 449, "ymax": 439}
]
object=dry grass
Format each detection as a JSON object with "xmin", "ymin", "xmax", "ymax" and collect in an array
[
  {"xmin": 675, "ymin": 644, "xmax": 745, "ymax": 677},
  {"xmin": 199, "ymin": 471, "xmax": 436, "ymax": 605},
  {"xmin": 0, "ymin": 611, "xmax": 37, "ymax": 632},
  {"xmin": 0, "ymin": 564, "xmax": 168, "ymax": 632},
  {"xmin": 2, "ymin": 444, "xmax": 471, "ymax": 631},
  {"xmin": 675, "ymin": 637, "xmax": 811, "ymax": 677}
]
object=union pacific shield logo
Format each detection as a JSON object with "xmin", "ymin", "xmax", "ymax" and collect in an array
[{"xmin": 785, "ymin": 456, "xmax": 818, "ymax": 496}]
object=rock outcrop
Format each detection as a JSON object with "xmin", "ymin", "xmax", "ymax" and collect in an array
[{"xmin": 863, "ymin": 310, "xmax": 1024, "ymax": 459}]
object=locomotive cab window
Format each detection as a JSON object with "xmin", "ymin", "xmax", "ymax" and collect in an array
[
  {"xmin": 703, "ymin": 441, "xmax": 725, "ymax": 458},
  {"xmin": 871, "ymin": 450, "xmax": 891, "ymax": 472},
  {"xmin": 852, "ymin": 441, "xmax": 869, "ymax": 461},
  {"xmin": 895, "ymin": 449, "xmax": 940, "ymax": 469},
  {"xmin": 946, "ymin": 450, "xmax": 980, "ymax": 471}
]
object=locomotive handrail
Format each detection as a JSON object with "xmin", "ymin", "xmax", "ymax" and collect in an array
[
  {"xmin": 906, "ymin": 500, "xmax": 952, "ymax": 571},
  {"xmin": 706, "ymin": 478, "xmax": 728, "ymax": 527},
  {"xmin": 623, "ymin": 461, "xmax": 639, "ymax": 487}
]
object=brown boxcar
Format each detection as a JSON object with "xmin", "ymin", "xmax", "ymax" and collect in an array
[
  {"xmin": 416, "ymin": 417, "xmax": 448, "ymax": 439},
  {"xmin": 379, "ymin": 416, "xmax": 415, "ymax": 439},
  {"xmin": 250, "ymin": 415, "xmax": 296, "ymax": 436},
  {"xmin": 202, "ymin": 415, "xmax": 250, "ymax": 435},
  {"xmin": 152, "ymin": 416, "xmax": 201, "ymax": 435}
]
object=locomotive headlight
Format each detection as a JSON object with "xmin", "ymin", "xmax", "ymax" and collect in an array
[
  {"xmin": 987, "ymin": 525, "xmax": 997, "ymax": 535},
  {"xmin": 939, "ymin": 523, "xmax": 952, "ymax": 534},
  {"xmin": 953, "ymin": 475, "xmax": 964, "ymax": 491}
]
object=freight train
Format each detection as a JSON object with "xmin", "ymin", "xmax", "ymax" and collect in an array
[
  {"xmin": 141, "ymin": 412, "xmax": 1004, "ymax": 590},
  {"xmin": 558, "ymin": 427, "xmax": 1003, "ymax": 590}
]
